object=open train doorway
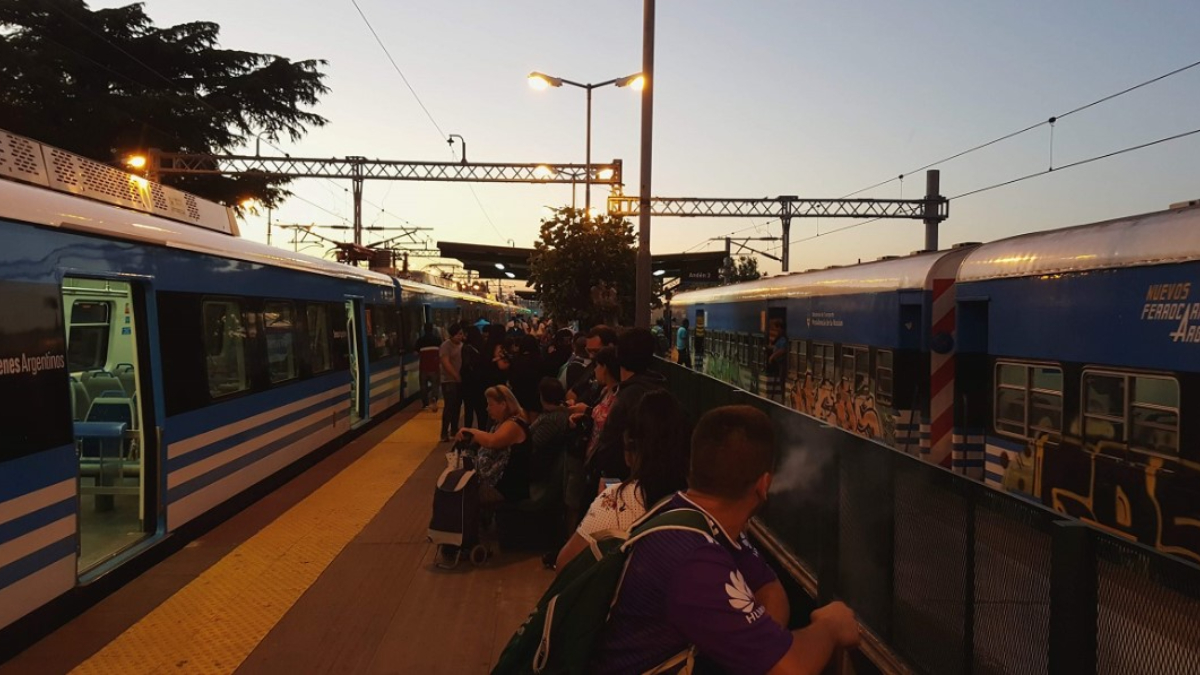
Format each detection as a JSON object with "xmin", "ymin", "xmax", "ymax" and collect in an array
[
  {"xmin": 345, "ymin": 299, "xmax": 367, "ymax": 426},
  {"xmin": 62, "ymin": 276, "xmax": 157, "ymax": 572}
]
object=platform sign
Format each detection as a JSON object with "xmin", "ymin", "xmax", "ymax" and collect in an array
[{"xmin": 0, "ymin": 281, "xmax": 72, "ymax": 462}]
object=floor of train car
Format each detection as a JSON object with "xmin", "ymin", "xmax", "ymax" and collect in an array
[
  {"xmin": 78, "ymin": 492, "xmax": 145, "ymax": 572},
  {"xmin": 4, "ymin": 406, "xmax": 549, "ymax": 675}
]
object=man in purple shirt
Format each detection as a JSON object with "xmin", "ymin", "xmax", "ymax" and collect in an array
[{"xmin": 594, "ymin": 405, "xmax": 859, "ymax": 675}]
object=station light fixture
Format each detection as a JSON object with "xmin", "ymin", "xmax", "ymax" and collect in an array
[
  {"xmin": 596, "ymin": 168, "xmax": 615, "ymax": 180},
  {"xmin": 653, "ymin": 269, "xmax": 666, "ymax": 277},
  {"xmin": 614, "ymin": 73, "xmax": 645, "ymax": 90},
  {"xmin": 495, "ymin": 263, "xmax": 505, "ymax": 270},
  {"xmin": 533, "ymin": 164, "xmax": 555, "ymax": 180},
  {"xmin": 527, "ymin": 72, "xmax": 564, "ymax": 90},
  {"xmin": 504, "ymin": 271, "xmax": 516, "ymax": 279},
  {"xmin": 124, "ymin": 154, "xmax": 148, "ymax": 170}
]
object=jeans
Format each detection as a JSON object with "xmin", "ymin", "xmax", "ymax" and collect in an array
[
  {"xmin": 420, "ymin": 369, "xmax": 440, "ymax": 407},
  {"xmin": 462, "ymin": 388, "xmax": 487, "ymax": 429},
  {"xmin": 440, "ymin": 381, "xmax": 462, "ymax": 438}
]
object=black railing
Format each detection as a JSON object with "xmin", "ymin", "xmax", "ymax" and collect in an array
[{"xmin": 656, "ymin": 361, "xmax": 1200, "ymax": 675}]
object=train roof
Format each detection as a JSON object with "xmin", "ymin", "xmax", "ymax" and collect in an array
[
  {"xmin": 672, "ymin": 247, "xmax": 973, "ymax": 305},
  {"xmin": 959, "ymin": 203, "xmax": 1200, "ymax": 282},
  {"xmin": 394, "ymin": 277, "xmax": 520, "ymax": 309},
  {"xmin": 0, "ymin": 130, "xmax": 392, "ymax": 287}
]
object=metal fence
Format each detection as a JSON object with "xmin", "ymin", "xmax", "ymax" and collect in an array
[{"xmin": 656, "ymin": 361, "xmax": 1200, "ymax": 675}]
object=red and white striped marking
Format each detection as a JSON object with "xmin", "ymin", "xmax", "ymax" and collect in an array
[{"xmin": 929, "ymin": 278, "xmax": 956, "ymax": 469}]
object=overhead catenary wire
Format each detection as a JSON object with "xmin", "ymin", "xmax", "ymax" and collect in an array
[{"xmin": 839, "ymin": 58, "xmax": 1200, "ymax": 199}]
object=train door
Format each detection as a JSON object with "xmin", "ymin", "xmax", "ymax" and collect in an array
[
  {"xmin": 693, "ymin": 309, "xmax": 707, "ymax": 371},
  {"xmin": 345, "ymin": 299, "xmax": 367, "ymax": 426},
  {"xmin": 62, "ymin": 276, "xmax": 158, "ymax": 572}
]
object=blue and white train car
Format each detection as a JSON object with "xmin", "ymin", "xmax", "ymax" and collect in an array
[
  {"xmin": 0, "ymin": 131, "xmax": 399, "ymax": 637},
  {"xmin": 954, "ymin": 203, "xmax": 1200, "ymax": 563},
  {"xmin": 672, "ymin": 245, "xmax": 976, "ymax": 464}
]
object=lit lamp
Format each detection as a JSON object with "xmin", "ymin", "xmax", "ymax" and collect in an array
[{"xmin": 527, "ymin": 70, "xmax": 642, "ymax": 217}]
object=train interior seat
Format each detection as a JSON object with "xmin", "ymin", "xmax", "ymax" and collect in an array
[
  {"xmin": 82, "ymin": 370, "xmax": 123, "ymax": 404},
  {"xmin": 70, "ymin": 376, "xmax": 90, "ymax": 421},
  {"xmin": 114, "ymin": 363, "xmax": 136, "ymax": 396}
]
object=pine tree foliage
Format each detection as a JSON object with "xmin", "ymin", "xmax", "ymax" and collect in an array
[{"xmin": 0, "ymin": 0, "xmax": 329, "ymax": 209}]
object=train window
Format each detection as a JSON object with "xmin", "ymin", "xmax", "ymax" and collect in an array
[
  {"xmin": 369, "ymin": 305, "xmax": 398, "ymax": 359},
  {"xmin": 264, "ymin": 301, "xmax": 297, "ymax": 383},
  {"xmin": 790, "ymin": 340, "xmax": 807, "ymax": 376},
  {"xmin": 67, "ymin": 300, "xmax": 112, "ymax": 372},
  {"xmin": 1126, "ymin": 374, "xmax": 1179, "ymax": 455},
  {"xmin": 1083, "ymin": 372, "xmax": 1125, "ymax": 445},
  {"xmin": 839, "ymin": 345, "xmax": 869, "ymax": 392},
  {"xmin": 203, "ymin": 299, "xmax": 249, "ymax": 397},
  {"xmin": 308, "ymin": 304, "xmax": 332, "ymax": 373},
  {"xmin": 810, "ymin": 343, "xmax": 834, "ymax": 382},
  {"xmin": 997, "ymin": 362, "xmax": 1063, "ymax": 440},
  {"xmin": 876, "ymin": 349, "xmax": 894, "ymax": 405}
]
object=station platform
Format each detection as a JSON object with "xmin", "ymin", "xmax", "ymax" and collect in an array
[{"xmin": 2, "ymin": 407, "xmax": 548, "ymax": 675}]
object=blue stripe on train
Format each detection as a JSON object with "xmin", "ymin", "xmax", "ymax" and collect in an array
[
  {"xmin": 167, "ymin": 392, "xmax": 349, "ymax": 473},
  {"xmin": 163, "ymin": 372, "xmax": 350, "ymax": 446},
  {"xmin": 0, "ymin": 499, "xmax": 74, "ymax": 547},
  {"xmin": 167, "ymin": 412, "xmax": 342, "ymax": 504},
  {"xmin": 0, "ymin": 537, "xmax": 75, "ymax": 592},
  {"xmin": 0, "ymin": 445, "xmax": 75, "ymax": 504}
]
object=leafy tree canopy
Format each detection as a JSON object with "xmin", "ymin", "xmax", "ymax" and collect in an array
[
  {"xmin": 528, "ymin": 207, "xmax": 637, "ymax": 327},
  {"xmin": 0, "ymin": 0, "xmax": 329, "ymax": 208},
  {"xmin": 723, "ymin": 255, "xmax": 762, "ymax": 284}
]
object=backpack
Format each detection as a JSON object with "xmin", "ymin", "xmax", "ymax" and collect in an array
[{"xmin": 491, "ymin": 506, "xmax": 716, "ymax": 675}]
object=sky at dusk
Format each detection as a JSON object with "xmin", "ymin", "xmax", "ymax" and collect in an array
[{"xmin": 91, "ymin": 0, "xmax": 1200, "ymax": 277}]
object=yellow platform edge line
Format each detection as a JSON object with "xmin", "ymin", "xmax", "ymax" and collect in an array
[{"xmin": 72, "ymin": 413, "xmax": 436, "ymax": 675}]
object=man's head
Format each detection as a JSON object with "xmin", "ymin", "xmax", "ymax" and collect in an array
[
  {"xmin": 538, "ymin": 376, "xmax": 567, "ymax": 408},
  {"xmin": 689, "ymin": 405, "xmax": 775, "ymax": 504},
  {"xmin": 447, "ymin": 322, "xmax": 464, "ymax": 343},
  {"xmin": 682, "ymin": 318, "xmax": 690, "ymax": 329},
  {"xmin": 585, "ymin": 324, "xmax": 618, "ymax": 357},
  {"xmin": 573, "ymin": 335, "xmax": 589, "ymax": 359},
  {"xmin": 617, "ymin": 327, "xmax": 656, "ymax": 374}
]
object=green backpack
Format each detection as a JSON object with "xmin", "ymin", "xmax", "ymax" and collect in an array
[{"xmin": 491, "ymin": 506, "xmax": 716, "ymax": 675}]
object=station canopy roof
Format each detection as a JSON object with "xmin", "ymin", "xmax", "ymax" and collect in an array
[{"xmin": 437, "ymin": 241, "xmax": 726, "ymax": 284}]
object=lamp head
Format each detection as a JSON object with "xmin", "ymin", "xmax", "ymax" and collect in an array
[
  {"xmin": 615, "ymin": 73, "xmax": 645, "ymax": 90},
  {"xmin": 528, "ymin": 72, "xmax": 563, "ymax": 90},
  {"xmin": 125, "ymin": 154, "xmax": 148, "ymax": 170}
]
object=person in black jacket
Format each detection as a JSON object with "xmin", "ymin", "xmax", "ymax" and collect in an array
[
  {"xmin": 585, "ymin": 327, "xmax": 667, "ymax": 486},
  {"xmin": 460, "ymin": 325, "xmax": 488, "ymax": 429}
]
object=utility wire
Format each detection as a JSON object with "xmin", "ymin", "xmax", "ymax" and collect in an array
[
  {"xmin": 781, "ymin": 125, "xmax": 1200, "ymax": 251},
  {"xmin": 348, "ymin": 0, "xmax": 507, "ymax": 243},
  {"xmin": 840, "ymin": 58, "xmax": 1200, "ymax": 199}
]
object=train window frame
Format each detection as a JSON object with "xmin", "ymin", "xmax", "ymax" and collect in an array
[
  {"xmin": 202, "ymin": 298, "xmax": 250, "ymax": 398},
  {"xmin": 263, "ymin": 300, "xmax": 298, "ymax": 384},
  {"xmin": 811, "ymin": 342, "xmax": 834, "ymax": 382},
  {"xmin": 1081, "ymin": 369, "xmax": 1179, "ymax": 457},
  {"xmin": 790, "ymin": 339, "xmax": 807, "ymax": 380},
  {"xmin": 840, "ymin": 344, "xmax": 869, "ymax": 394},
  {"xmin": 994, "ymin": 361, "xmax": 1063, "ymax": 441},
  {"xmin": 67, "ymin": 300, "xmax": 113, "ymax": 372},
  {"xmin": 876, "ymin": 349, "xmax": 894, "ymax": 405}
]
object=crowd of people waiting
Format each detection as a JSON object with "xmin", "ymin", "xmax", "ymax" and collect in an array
[{"xmin": 418, "ymin": 314, "xmax": 858, "ymax": 674}]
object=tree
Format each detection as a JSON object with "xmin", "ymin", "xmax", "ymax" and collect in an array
[
  {"xmin": 0, "ymin": 0, "xmax": 329, "ymax": 209},
  {"xmin": 529, "ymin": 207, "xmax": 636, "ymax": 327},
  {"xmin": 722, "ymin": 255, "xmax": 762, "ymax": 284}
]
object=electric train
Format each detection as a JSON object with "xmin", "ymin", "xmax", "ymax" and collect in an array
[
  {"xmin": 0, "ymin": 130, "xmax": 518, "ymax": 638},
  {"xmin": 673, "ymin": 201, "xmax": 1200, "ymax": 564}
]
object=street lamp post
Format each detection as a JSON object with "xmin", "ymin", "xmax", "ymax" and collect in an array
[{"xmin": 528, "ymin": 71, "xmax": 643, "ymax": 218}]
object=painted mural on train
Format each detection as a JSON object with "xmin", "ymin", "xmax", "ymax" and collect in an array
[{"xmin": 786, "ymin": 369, "xmax": 897, "ymax": 448}]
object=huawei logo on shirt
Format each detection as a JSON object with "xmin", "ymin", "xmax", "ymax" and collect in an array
[{"xmin": 725, "ymin": 571, "xmax": 766, "ymax": 624}]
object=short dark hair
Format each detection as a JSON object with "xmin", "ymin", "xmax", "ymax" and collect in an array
[
  {"xmin": 538, "ymin": 377, "xmax": 566, "ymax": 405},
  {"xmin": 689, "ymin": 405, "xmax": 775, "ymax": 499},
  {"xmin": 617, "ymin": 327, "xmax": 656, "ymax": 373},
  {"xmin": 447, "ymin": 322, "xmax": 464, "ymax": 337},
  {"xmin": 573, "ymin": 335, "xmax": 589, "ymax": 357},
  {"xmin": 588, "ymin": 324, "xmax": 618, "ymax": 346},
  {"xmin": 593, "ymin": 345, "xmax": 619, "ymax": 376}
]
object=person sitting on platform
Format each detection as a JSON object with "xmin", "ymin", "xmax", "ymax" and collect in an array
[
  {"xmin": 555, "ymin": 389, "xmax": 691, "ymax": 570},
  {"xmin": 592, "ymin": 405, "xmax": 860, "ymax": 674},
  {"xmin": 456, "ymin": 385, "xmax": 530, "ymax": 504}
]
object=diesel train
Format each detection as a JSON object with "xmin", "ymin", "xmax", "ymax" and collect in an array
[
  {"xmin": 673, "ymin": 201, "xmax": 1200, "ymax": 564},
  {"xmin": 0, "ymin": 130, "xmax": 518, "ymax": 636}
]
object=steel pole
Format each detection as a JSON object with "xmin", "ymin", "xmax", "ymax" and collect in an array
[
  {"xmin": 585, "ymin": 86, "xmax": 593, "ymax": 218},
  {"xmin": 635, "ymin": 0, "xmax": 655, "ymax": 328},
  {"xmin": 924, "ymin": 169, "xmax": 940, "ymax": 251}
]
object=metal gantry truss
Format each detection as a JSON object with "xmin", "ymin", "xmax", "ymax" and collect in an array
[
  {"xmin": 147, "ymin": 150, "xmax": 623, "ymax": 248},
  {"xmin": 607, "ymin": 170, "xmax": 949, "ymax": 271}
]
